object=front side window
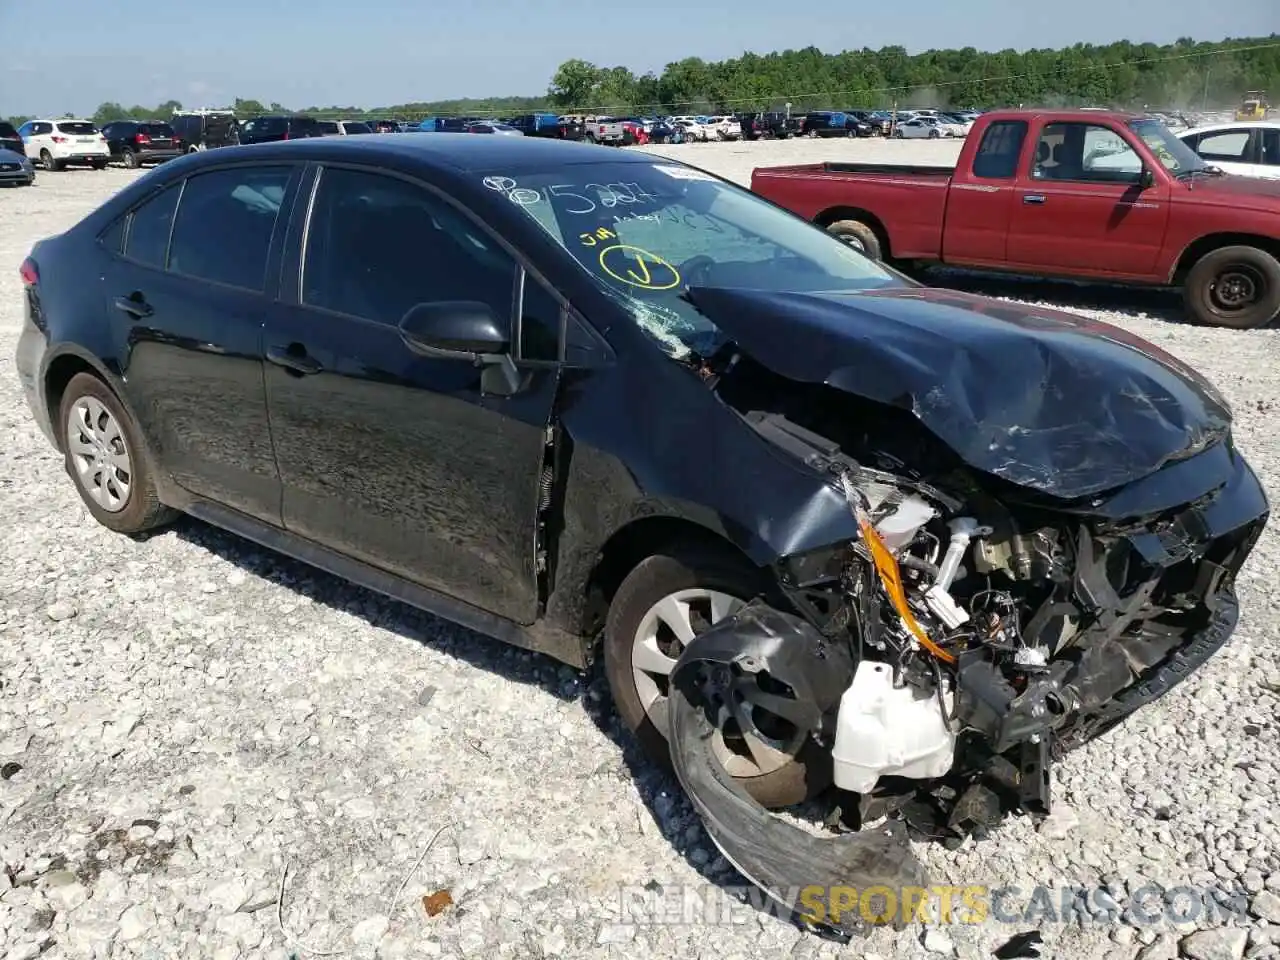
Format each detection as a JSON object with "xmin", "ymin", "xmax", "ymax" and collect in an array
[
  {"xmin": 1193, "ymin": 129, "xmax": 1252, "ymax": 162},
  {"xmin": 301, "ymin": 167, "xmax": 517, "ymax": 328},
  {"xmin": 488, "ymin": 160, "xmax": 904, "ymax": 360},
  {"xmin": 168, "ymin": 166, "xmax": 292, "ymax": 290},
  {"xmin": 1032, "ymin": 122, "xmax": 1143, "ymax": 183},
  {"xmin": 124, "ymin": 186, "xmax": 181, "ymax": 268}
]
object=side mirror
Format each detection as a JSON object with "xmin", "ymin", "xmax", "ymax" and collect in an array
[
  {"xmin": 1139, "ymin": 167, "xmax": 1156, "ymax": 189},
  {"xmin": 398, "ymin": 301, "xmax": 509, "ymax": 359}
]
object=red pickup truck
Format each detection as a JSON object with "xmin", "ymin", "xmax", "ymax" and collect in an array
[{"xmin": 751, "ymin": 109, "xmax": 1280, "ymax": 329}]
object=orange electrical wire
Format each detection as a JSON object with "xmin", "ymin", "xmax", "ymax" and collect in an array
[{"xmin": 857, "ymin": 516, "xmax": 958, "ymax": 665}]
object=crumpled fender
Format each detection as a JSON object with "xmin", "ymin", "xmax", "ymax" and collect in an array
[{"xmin": 668, "ymin": 603, "xmax": 927, "ymax": 935}]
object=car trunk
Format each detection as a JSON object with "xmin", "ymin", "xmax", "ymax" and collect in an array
[{"xmin": 135, "ymin": 123, "xmax": 178, "ymax": 151}]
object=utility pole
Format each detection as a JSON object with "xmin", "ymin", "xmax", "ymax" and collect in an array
[{"xmin": 1202, "ymin": 64, "xmax": 1211, "ymax": 111}]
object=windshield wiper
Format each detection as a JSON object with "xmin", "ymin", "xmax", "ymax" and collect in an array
[{"xmin": 1175, "ymin": 165, "xmax": 1225, "ymax": 180}]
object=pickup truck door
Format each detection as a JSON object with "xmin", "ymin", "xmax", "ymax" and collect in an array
[
  {"xmin": 941, "ymin": 118, "xmax": 1030, "ymax": 265},
  {"xmin": 1005, "ymin": 120, "xmax": 1170, "ymax": 278}
]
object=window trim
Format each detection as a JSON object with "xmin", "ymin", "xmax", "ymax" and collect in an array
[
  {"xmin": 114, "ymin": 180, "xmax": 183, "ymax": 273},
  {"xmin": 1028, "ymin": 121, "xmax": 1146, "ymax": 186},
  {"xmin": 291, "ymin": 161, "xmax": 587, "ymax": 367}
]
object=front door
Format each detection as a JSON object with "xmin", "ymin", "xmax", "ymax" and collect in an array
[
  {"xmin": 104, "ymin": 164, "xmax": 299, "ymax": 524},
  {"xmin": 263, "ymin": 164, "xmax": 563, "ymax": 624},
  {"xmin": 1006, "ymin": 121, "xmax": 1169, "ymax": 278}
]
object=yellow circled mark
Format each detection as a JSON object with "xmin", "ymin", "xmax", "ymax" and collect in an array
[{"xmin": 597, "ymin": 244, "xmax": 681, "ymax": 291}]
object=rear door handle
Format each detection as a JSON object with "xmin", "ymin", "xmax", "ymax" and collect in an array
[
  {"xmin": 266, "ymin": 344, "xmax": 323, "ymax": 376},
  {"xmin": 1023, "ymin": 194, "xmax": 1047, "ymax": 204},
  {"xmin": 113, "ymin": 294, "xmax": 153, "ymax": 318}
]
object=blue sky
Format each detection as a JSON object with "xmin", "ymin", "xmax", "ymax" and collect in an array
[{"xmin": 0, "ymin": 0, "xmax": 1273, "ymax": 117}]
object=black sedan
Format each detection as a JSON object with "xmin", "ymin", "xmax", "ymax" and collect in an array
[
  {"xmin": 14, "ymin": 134, "xmax": 1269, "ymax": 921},
  {"xmin": 100, "ymin": 120, "xmax": 184, "ymax": 168}
]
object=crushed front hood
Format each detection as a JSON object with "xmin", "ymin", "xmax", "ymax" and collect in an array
[{"xmin": 690, "ymin": 285, "xmax": 1231, "ymax": 499}]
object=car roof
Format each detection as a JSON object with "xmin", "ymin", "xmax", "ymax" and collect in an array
[
  {"xmin": 178, "ymin": 132, "xmax": 659, "ymax": 172},
  {"xmin": 1180, "ymin": 121, "xmax": 1280, "ymax": 134}
]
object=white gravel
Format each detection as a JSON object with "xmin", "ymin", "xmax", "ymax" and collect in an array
[{"xmin": 1, "ymin": 141, "xmax": 1278, "ymax": 960}]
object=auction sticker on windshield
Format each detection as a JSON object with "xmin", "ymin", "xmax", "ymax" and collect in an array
[{"xmin": 653, "ymin": 164, "xmax": 717, "ymax": 182}]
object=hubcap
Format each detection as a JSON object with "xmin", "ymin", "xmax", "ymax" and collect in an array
[
  {"xmin": 631, "ymin": 589, "xmax": 804, "ymax": 778},
  {"xmin": 67, "ymin": 397, "xmax": 132, "ymax": 512},
  {"xmin": 838, "ymin": 233, "xmax": 866, "ymax": 252},
  {"xmin": 1211, "ymin": 268, "xmax": 1260, "ymax": 312}
]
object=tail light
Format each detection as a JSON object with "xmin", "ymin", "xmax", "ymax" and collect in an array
[
  {"xmin": 19, "ymin": 258, "xmax": 38, "ymax": 287},
  {"xmin": 51, "ymin": 135, "xmax": 67, "ymax": 143},
  {"xmin": 135, "ymin": 133, "xmax": 151, "ymax": 144}
]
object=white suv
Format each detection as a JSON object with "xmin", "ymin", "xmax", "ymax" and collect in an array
[{"xmin": 17, "ymin": 119, "xmax": 110, "ymax": 171}]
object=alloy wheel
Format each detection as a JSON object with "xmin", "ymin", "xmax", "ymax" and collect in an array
[
  {"xmin": 66, "ymin": 396, "xmax": 132, "ymax": 512},
  {"xmin": 630, "ymin": 588, "xmax": 804, "ymax": 778}
]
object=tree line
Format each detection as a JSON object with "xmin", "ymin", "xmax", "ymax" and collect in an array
[{"xmin": 6, "ymin": 34, "xmax": 1277, "ymax": 127}]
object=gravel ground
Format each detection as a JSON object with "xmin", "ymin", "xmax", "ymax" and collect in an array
[{"xmin": 1, "ymin": 140, "xmax": 1278, "ymax": 960}]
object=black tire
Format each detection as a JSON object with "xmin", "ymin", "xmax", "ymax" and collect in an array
[
  {"xmin": 91, "ymin": 158, "xmax": 108, "ymax": 170},
  {"xmin": 57, "ymin": 373, "xmax": 178, "ymax": 535},
  {"xmin": 121, "ymin": 149, "xmax": 139, "ymax": 169},
  {"xmin": 826, "ymin": 218, "xmax": 883, "ymax": 260},
  {"xmin": 1183, "ymin": 246, "xmax": 1280, "ymax": 330},
  {"xmin": 40, "ymin": 149, "xmax": 63, "ymax": 172},
  {"xmin": 929, "ymin": 129, "xmax": 941, "ymax": 139},
  {"xmin": 603, "ymin": 543, "xmax": 823, "ymax": 809}
]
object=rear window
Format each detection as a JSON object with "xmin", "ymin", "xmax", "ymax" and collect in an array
[
  {"xmin": 56, "ymin": 121, "xmax": 98, "ymax": 135},
  {"xmin": 243, "ymin": 118, "xmax": 286, "ymax": 134},
  {"xmin": 343, "ymin": 122, "xmax": 372, "ymax": 134},
  {"xmin": 138, "ymin": 123, "xmax": 176, "ymax": 137}
]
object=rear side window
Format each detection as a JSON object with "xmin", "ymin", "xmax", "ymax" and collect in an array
[
  {"xmin": 168, "ymin": 166, "xmax": 292, "ymax": 291},
  {"xmin": 972, "ymin": 120, "xmax": 1029, "ymax": 179},
  {"xmin": 125, "ymin": 186, "xmax": 181, "ymax": 268},
  {"xmin": 1263, "ymin": 129, "xmax": 1280, "ymax": 167},
  {"xmin": 1194, "ymin": 129, "xmax": 1252, "ymax": 162},
  {"xmin": 319, "ymin": 121, "xmax": 339, "ymax": 134},
  {"xmin": 242, "ymin": 118, "xmax": 286, "ymax": 135},
  {"xmin": 0, "ymin": 122, "xmax": 17, "ymax": 137}
]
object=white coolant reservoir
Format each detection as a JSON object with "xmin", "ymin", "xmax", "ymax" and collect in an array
[{"xmin": 830, "ymin": 661, "xmax": 957, "ymax": 795}]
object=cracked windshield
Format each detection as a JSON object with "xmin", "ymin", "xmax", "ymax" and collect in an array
[{"xmin": 483, "ymin": 163, "xmax": 901, "ymax": 358}]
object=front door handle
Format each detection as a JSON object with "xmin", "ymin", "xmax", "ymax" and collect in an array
[
  {"xmin": 113, "ymin": 293, "xmax": 153, "ymax": 318},
  {"xmin": 1023, "ymin": 194, "xmax": 1047, "ymax": 204},
  {"xmin": 266, "ymin": 344, "xmax": 323, "ymax": 376}
]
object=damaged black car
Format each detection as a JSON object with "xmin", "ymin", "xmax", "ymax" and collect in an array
[{"xmin": 16, "ymin": 136, "xmax": 1269, "ymax": 933}]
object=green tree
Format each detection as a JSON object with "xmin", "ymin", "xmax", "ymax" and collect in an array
[{"xmin": 548, "ymin": 59, "xmax": 600, "ymax": 109}]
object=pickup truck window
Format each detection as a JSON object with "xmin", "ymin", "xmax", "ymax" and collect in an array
[
  {"xmin": 972, "ymin": 120, "xmax": 1028, "ymax": 178},
  {"xmin": 1032, "ymin": 122, "xmax": 1142, "ymax": 184}
]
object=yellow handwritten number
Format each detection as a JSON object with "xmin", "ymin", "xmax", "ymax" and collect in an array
[{"xmin": 597, "ymin": 244, "xmax": 681, "ymax": 290}]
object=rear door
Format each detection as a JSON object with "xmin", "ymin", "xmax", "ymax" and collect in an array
[
  {"xmin": 263, "ymin": 163, "xmax": 563, "ymax": 624},
  {"xmin": 137, "ymin": 121, "xmax": 178, "ymax": 152},
  {"xmin": 1005, "ymin": 120, "xmax": 1169, "ymax": 277},
  {"xmin": 102, "ymin": 163, "xmax": 302, "ymax": 522},
  {"xmin": 941, "ymin": 118, "xmax": 1028, "ymax": 265}
]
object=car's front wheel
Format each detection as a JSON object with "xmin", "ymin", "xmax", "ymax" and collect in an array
[
  {"xmin": 58, "ymin": 373, "xmax": 177, "ymax": 535},
  {"xmin": 603, "ymin": 542, "xmax": 827, "ymax": 808}
]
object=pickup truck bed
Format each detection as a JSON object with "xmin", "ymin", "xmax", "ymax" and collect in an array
[{"xmin": 751, "ymin": 109, "xmax": 1280, "ymax": 329}]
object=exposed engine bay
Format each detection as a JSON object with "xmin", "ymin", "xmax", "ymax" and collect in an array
[{"xmin": 665, "ymin": 340, "xmax": 1269, "ymax": 937}]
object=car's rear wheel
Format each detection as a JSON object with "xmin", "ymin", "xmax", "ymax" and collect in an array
[
  {"xmin": 58, "ymin": 374, "xmax": 177, "ymax": 535},
  {"xmin": 826, "ymin": 218, "xmax": 883, "ymax": 261},
  {"xmin": 121, "ymin": 149, "xmax": 139, "ymax": 169},
  {"xmin": 40, "ymin": 149, "xmax": 63, "ymax": 171},
  {"xmin": 603, "ymin": 543, "xmax": 826, "ymax": 809},
  {"xmin": 1183, "ymin": 245, "xmax": 1280, "ymax": 330}
]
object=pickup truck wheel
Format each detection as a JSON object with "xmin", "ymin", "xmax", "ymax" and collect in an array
[
  {"xmin": 826, "ymin": 219, "xmax": 883, "ymax": 261},
  {"xmin": 603, "ymin": 544, "xmax": 827, "ymax": 809},
  {"xmin": 1184, "ymin": 246, "xmax": 1280, "ymax": 330}
]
